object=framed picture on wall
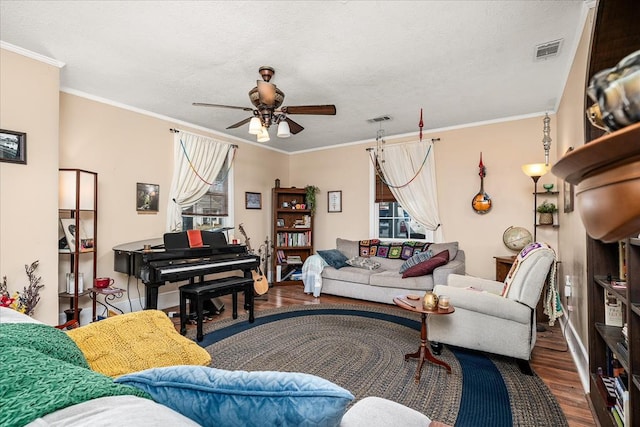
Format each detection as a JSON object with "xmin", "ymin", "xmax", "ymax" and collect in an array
[
  {"xmin": 136, "ymin": 183, "xmax": 160, "ymax": 213},
  {"xmin": 328, "ymin": 190, "xmax": 342, "ymax": 213},
  {"xmin": 0, "ymin": 129, "xmax": 26, "ymax": 164},
  {"xmin": 563, "ymin": 180, "xmax": 574, "ymax": 213},
  {"xmin": 245, "ymin": 192, "xmax": 262, "ymax": 209}
]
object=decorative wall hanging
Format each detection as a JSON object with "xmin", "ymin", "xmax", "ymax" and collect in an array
[
  {"xmin": 471, "ymin": 153, "xmax": 492, "ymax": 214},
  {"xmin": 0, "ymin": 129, "xmax": 26, "ymax": 164}
]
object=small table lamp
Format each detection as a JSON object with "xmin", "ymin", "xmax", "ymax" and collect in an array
[{"xmin": 522, "ymin": 163, "xmax": 550, "ymax": 241}]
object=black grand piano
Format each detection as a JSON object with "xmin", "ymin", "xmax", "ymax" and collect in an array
[{"xmin": 113, "ymin": 230, "xmax": 259, "ymax": 309}]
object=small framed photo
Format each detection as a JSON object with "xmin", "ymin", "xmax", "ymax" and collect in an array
[
  {"xmin": 136, "ymin": 183, "xmax": 160, "ymax": 213},
  {"xmin": 245, "ymin": 192, "xmax": 262, "ymax": 209},
  {"xmin": 276, "ymin": 218, "xmax": 285, "ymax": 227},
  {"xmin": 328, "ymin": 190, "xmax": 342, "ymax": 213},
  {"xmin": 0, "ymin": 129, "xmax": 27, "ymax": 164},
  {"xmin": 563, "ymin": 180, "xmax": 574, "ymax": 213}
]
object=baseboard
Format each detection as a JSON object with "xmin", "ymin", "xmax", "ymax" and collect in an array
[{"xmin": 559, "ymin": 302, "xmax": 590, "ymax": 393}]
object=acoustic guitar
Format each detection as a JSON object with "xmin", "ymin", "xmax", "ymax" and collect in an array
[
  {"xmin": 471, "ymin": 152, "xmax": 492, "ymax": 214},
  {"xmin": 237, "ymin": 224, "xmax": 269, "ymax": 295}
]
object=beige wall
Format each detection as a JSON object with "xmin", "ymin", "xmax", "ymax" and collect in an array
[
  {"xmin": 0, "ymin": 49, "xmax": 61, "ymax": 324},
  {"xmin": 555, "ymin": 7, "xmax": 594, "ymax": 354},
  {"xmin": 292, "ymin": 116, "xmax": 559, "ymax": 280},
  {"xmin": 59, "ymin": 93, "xmax": 287, "ymax": 318}
]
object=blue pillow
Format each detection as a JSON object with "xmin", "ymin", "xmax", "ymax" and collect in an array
[
  {"xmin": 317, "ymin": 249, "xmax": 349, "ymax": 269},
  {"xmin": 116, "ymin": 366, "xmax": 354, "ymax": 427}
]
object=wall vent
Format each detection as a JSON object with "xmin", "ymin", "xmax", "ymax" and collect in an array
[
  {"xmin": 535, "ymin": 39, "xmax": 563, "ymax": 61},
  {"xmin": 367, "ymin": 115, "xmax": 392, "ymax": 123}
]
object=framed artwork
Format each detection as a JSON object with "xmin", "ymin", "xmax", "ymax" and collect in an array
[
  {"xmin": 245, "ymin": 192, "xmax": 262, "ymax": 209},
  {"xmin": 136, "ymin": 183, "xmax": 160, "ymax": 213},
  {"xmin": 0, "ymin": 129, "xmax": 26, "ymax": 164},
  {"xmin": 328, "ymin": 190, "xmax": 342, "ymax": 213},
  {"xmin": 564, "ymin": 180, "xmax": 574, "ymax": 213},
  {"xmin": 276, "ymin": 218, "xmax": 285, "ymax": 227}
]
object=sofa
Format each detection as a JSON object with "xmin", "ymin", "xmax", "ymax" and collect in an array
[
  {"xmin": 311, "ymin": 238, "xmax": 465, "ymax": 304},
  {"xmin": 0, "ymin": 307, "xmax": 448, "ymax": 427}
]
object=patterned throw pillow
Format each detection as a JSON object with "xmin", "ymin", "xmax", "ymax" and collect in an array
[
  {"xmin": 399, "ymin": 249, "xmax": 434, "ymax": 274},
  {"xmin": 402, "ymin": 250, "xmax": 450, "ymax": 278},
  {"xmin": 346, "ymin": 256, "xmax": 381, "ymax": 270}
]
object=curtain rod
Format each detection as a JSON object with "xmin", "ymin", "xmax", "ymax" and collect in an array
[
  {"xmin": 365, "ymin": 137, "xmax": 440, "ymax": 151},
  {"xmin": 169, "ymin": 128, "xmax": 238, "ymax": 148}
]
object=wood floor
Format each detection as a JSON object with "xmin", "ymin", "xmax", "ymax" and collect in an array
[{"xmin": 169, "ymin": 285, "xmax": 596, "ymax": 427}]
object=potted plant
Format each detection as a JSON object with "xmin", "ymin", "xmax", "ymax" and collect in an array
[
  {"xmin": 536, "ymin": 200, "xmax": 557, "ymax": 225},
  {"xmin": 304, "ymin": 185, "xmax": 320, "ymax": 215}
]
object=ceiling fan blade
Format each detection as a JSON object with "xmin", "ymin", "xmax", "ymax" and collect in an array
[
  {"xmin": 257, "ymin": 80, "xmax": 276, "ymax": 105},
  {"xmin": 193, "ymin": 102, "xmax": 254, "ymax": 112},
  {"xmin": 282, "ymin": 105, "xmax": 336, "ymax": 115},
  {"xmin": 285, "ymin": 117, "xmax": 304, "ymax": 134},
  {"xmin": 226, "ymin": 117, "xmax": 253, "ymax": 129}
]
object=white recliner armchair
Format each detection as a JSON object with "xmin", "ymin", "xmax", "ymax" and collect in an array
[{"xmin": 427, "ymin": 243, "xmax": 556, "ymax": 362}]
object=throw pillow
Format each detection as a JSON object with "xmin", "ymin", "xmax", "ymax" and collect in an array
[
  {"xmin": 0, "ymin": 346, "xmax": 149, "ymax": 427},
  {"xmin": 399, "ymin": 249, "xmax": 433, "ymax": 274},
  {"xmin": 66, "ymin": 309, "xmax": 211, "ymax": 378},
  {"xmin": 346, "ymin": 256, "xmax": 381, "ymax": 270},
  {"xmin": 317, "ymin": 249, "xmax": 349, "ymax": 269},
  {"xmin": 116, "ymin": 366, "xmax": 355, "ymax": 427},
  {"xmin": 402, "ymin": 250, "xmax": 450, "ymax": 278}
]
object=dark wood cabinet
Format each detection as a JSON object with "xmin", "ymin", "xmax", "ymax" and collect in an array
[{"xmin": 271, "ymin": 187, "xmax": 314, "ymax": 285}]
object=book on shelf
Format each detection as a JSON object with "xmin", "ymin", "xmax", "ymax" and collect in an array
[
  {"xmin": 605, "ymin": 290, "xmax": 623, "ymax": 327},
  {"xmin": 276, "ymin": 250, "xmax": 286, "ymax": 263},
  {"xmin": 618, "ymin": 241, "xmax": 627, "ymax": 281},
  {"xmin": 286, "ymin": 255, "xmax": 303, "ymax": 265}
]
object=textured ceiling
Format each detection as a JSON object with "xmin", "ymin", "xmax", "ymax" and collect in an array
[{"xmin": 0, "ymin": 1, "xmax": 589, "ymax": 153}]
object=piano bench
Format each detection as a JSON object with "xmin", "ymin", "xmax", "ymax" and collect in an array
[{"xmin": 179, "ymin": 276, "xmax": 255, "ymax": 342}]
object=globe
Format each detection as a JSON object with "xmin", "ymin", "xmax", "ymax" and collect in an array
[{"xmin": 502, "ymin": 226, "xmax": 533, "ymax": 251}]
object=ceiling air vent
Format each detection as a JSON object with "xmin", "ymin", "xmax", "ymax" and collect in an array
[
  {"xmin": 534, "ymin": 39, "xmax": 563, "ymax": 61},
  {"xmin": 367, "ymin": 115, "xmax": 392, "ymax": 123}
]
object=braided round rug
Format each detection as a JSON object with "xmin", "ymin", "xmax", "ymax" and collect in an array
[{"xmin": 194, "ymin": 304, "xmax": 567, "ymax": 427}]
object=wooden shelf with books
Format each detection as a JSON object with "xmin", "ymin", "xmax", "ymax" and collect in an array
[{"xmin": 271, "ymin": 187, "xmax": 314, "ymax": 286}]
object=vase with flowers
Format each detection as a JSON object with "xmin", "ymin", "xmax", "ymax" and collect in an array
[{"xmin": 0, "ymin": 260, "xmax": 44, "ymax": 316}]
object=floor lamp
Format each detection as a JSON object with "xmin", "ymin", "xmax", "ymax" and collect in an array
[{"xmin": 521, "ymin": 163, "xmax": 550, "ymax": 242}]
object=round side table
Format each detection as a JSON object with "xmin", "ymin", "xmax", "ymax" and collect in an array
[{"xmin": 393, "ymin": 295, "xmax": 455, "ymax": 383}]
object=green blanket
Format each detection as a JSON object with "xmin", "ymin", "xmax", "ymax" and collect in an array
[{"xmin": 0, "ymin": 323, "xmax": 150, "ymax": 427}]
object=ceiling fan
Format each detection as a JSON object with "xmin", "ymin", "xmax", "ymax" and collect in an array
[{"xmin": 193, "ymin": 66, "xmax": 336, "ymax": 142}]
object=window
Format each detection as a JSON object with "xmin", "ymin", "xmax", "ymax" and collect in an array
[
  {"xmin": 373, "ymin": 160, "xmax": 432, "ymax": 241},
  {"xmin": 181, "ymin": 157, "xmax": 232, "ymax": 231},
  {"xmin": 377, "ymin": 202, "xmax": 429, "ymax": 240}
]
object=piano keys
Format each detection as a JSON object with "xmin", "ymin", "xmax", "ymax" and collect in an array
[{"xmin": 113, "ymin": 231, "xmax": 259, "ymax": 309}]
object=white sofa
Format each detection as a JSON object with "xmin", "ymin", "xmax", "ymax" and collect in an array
[{"xmin": 318, "ymin": 238, "xmax": 465, "ymax": 304}]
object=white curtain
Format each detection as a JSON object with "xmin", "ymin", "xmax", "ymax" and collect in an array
[
  {"xmin": 378, "ymin": 140, "xmax": 444, "ymax": 242},
  {"xmin": 166, "ymin": 131, "xmax": 234, "ymax": 232}
]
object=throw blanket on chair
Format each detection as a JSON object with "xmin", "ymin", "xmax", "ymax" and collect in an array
[{"xmin": 502, "ymin": 242, "xmax": 563, "ymax": 326}]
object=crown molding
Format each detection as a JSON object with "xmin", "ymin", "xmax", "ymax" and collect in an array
[{"xmin": 0, "ymin": 41, "xmax": 65, "ymax": 68}]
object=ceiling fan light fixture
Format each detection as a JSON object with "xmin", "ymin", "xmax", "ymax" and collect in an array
[
  {"xmin": 277, "ymin": 120, "xmax": 291, "ymax": 138},
  {"xmin": 248, "ymin": 117, "xmax": 262, "ymax": 135},
  {"xmin": 257, "ymin": 126, "xmax": 270, "ymax": 142}
]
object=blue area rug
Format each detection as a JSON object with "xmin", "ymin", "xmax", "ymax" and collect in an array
[{"xmin": 198, "ymin": 304, "xmax": 566, "ymax": 427}]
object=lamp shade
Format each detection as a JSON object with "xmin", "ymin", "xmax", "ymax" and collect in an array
[
  {"xmin": 521, "ymin": 163, "xmax": 550, "ymax": 178},
  {"xmin": 248, "ymin": 117, "xmax": 262, "ymax": 135},
  {"xmin": 277, "ymin": 120, "xmax": 291, "ymax": 138},
  {"xmin": 257, "ymin": 127, "xmax": 270, "ymax": 142}
]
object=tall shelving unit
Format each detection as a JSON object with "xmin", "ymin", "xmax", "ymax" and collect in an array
[
  {"xmin": 586, "ymin": 236, "xmax": 638, "ymax": 426},
  {"xmin": 271, "ymin": 187, "xmax": 314, "ymax": 285},
  {"xmin": 58, "ymin": 169, "xmax": 97, "ymax": 323}
]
